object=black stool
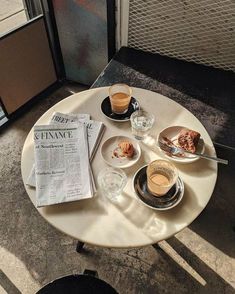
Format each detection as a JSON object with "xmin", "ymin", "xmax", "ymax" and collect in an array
[{"xmin": 37, "ymin": 270, "xmax": 118, "ymax": 294}]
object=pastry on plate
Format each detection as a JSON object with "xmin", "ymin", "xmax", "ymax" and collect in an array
[
  {"xmin": 118, "ymin": 141, "xmax": 135, "ymax": 158},
  {"xmin": 177, "ymin": 128, "xmax": 200, "ymax": 153}
]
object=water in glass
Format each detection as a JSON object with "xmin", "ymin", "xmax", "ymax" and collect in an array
[
  {"xmin": 98, "ymin": 167, "xmax": 127, "ymax": 201},
  {"xmin": 130, "ymin": 110, "xmax": 155, "ymax": 140}
]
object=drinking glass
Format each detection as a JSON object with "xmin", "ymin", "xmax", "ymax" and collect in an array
[
  {"xmin": 109, "ymin": 84, "xmax": 132, "ymax": 114},
  {"xmin": 130, "ymin": 110, "xmax": 155, "ymax": 140},
  {"xmin": 146, "ymin": 160, "xmax": 178, "ymax": 196},
  {"xmin": 98, "ymin": 167, "xmax": 127, "ymax": 201}
]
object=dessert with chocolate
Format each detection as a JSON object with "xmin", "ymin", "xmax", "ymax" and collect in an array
[{"xmin": 177, "ymin": 128, "xmax": 200, "ymax": 153}]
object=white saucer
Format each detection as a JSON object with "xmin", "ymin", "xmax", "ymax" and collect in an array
[
  {"xmin": 101, "ymin": 136, "xmax": 141, "ymax": 168},
  {"xmin": 158, "ymin": 126, "xmax": 205, "ymax": 164}
]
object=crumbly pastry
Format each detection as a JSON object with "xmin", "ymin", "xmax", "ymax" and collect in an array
[
  {"xmin": 118, "ymin": 141, "xmax": 134, "ymax": 158},
  {"xmin": 177, "ymin": 128, "xmax": 200, "ymax": 153}
]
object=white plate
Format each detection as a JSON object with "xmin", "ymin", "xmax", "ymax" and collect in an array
[
  {"xmin": 158, "ymin": 126, "xmax": 205, "ymax": 164},
  {"xmin": 101, "ymin": 136, "xmax": 141, "ymax": 168}
]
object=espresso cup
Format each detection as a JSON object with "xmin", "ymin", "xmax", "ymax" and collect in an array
[
  {"xmin": 109, "ymin": 84, "xmax": 132, "ymax": 114},
  {"xmin": 146, "ymin": 160, "xmax": 178, "ymax": 197}
]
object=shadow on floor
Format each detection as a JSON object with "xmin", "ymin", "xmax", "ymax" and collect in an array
[
  {"xmin": 154, "ymin": 237, "xmax": 235, "ymax": 293},
  {"xmin": 0, "ymin": 270, "xmax": 21, "ymax": 294}
]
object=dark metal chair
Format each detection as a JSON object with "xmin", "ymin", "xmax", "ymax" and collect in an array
[{"xmin": 37, "ymin": 270, "xmax": 118, "ymax": 294}]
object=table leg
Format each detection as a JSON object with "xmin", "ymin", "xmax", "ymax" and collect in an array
[
  {"xmin": 76, "ymin": 241, "xmax": 85, "ymax": 253},
  {"xmin": 83, "ymin": 269, "xmax": 98, "ymax": 278},
  {"xmin": 152, "ymin": 243, "xmax": 162, "ymax": 250}
]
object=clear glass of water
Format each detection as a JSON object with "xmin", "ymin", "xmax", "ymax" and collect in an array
[
  {"xmin": 130, "ymin": 110, "xmax": 155, "ymax": 140},
  {"xmin": 98, "ymin": 167, "xmax": 127, "ymax": 201}
]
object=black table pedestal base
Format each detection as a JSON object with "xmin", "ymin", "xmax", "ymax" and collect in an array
[{"xmin": 76, "ymin": 241, "xmax": 85, "ymax": 253}]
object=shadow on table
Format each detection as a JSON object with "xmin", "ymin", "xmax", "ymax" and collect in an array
[
  {"xmin": 112, "ymin": 181, "xmax": 201, "ymax": 245},
  {"xmin": 152, "ymin": 237, "xmax": 235, "ymax": 293}
]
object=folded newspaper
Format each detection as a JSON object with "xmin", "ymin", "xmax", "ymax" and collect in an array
[
  {"xmin": 27, "ymin": 112, "xmax": 105, "ymax": 187},
  {"xmin": 28, "ymin": 112, "xmax": 105, "ymax": 207}
]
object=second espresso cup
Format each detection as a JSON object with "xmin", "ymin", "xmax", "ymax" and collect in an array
[
  {"xmin": 109, "ymin": 84, "xmax": 132, "ymax": 114},
  {"xmin": 146, "ymin": 160, "xmax": 178, "ymax": 197}
]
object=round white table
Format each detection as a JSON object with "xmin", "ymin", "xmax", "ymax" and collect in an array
[{"xmin": 21, "ymin": 87, "xmax": 217, "ymax": 248}]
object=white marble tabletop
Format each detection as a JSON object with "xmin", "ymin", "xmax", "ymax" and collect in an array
[{"xmin": 21, "ymin": 87, "xmax": 217, "ymax": 248}]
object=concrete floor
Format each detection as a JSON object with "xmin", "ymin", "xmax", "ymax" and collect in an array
[{"xmin": 0, "ymin": 83, "xmax": 235, "ymax": 294}]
